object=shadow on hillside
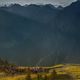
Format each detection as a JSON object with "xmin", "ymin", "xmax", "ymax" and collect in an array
[{"xmin": 54, "ymin": 74, "xmax": 74, "ymax": 80}]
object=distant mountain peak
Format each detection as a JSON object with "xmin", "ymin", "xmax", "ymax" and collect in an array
[
  {"xmin": 43, "ymin": 4, "xmax": 55, "ymax": 8},
  {"xmin": 1, "ymin": 3, "xmax": 57, "ymax": 9},
  {"xmin": 57, "ymin": 5, "xmax": 63, "ymax": 10},
  {"xmin": 26, "ymin": 4, "xmax": 41, "ymax": 8},
  {"xmin": 8, "ymin": 3, "xmax": 22, "ymax": 8},
  {"xmin": 69, "ymin": 0, "xmax": 80, "ymax": 7}
]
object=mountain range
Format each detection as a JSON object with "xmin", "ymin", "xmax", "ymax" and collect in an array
[{"xmin": 0, "ymin": 1, "xmax": 80, "ymax": 66}]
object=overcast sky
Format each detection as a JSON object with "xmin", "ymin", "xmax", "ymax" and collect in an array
[{"xmin": 0, "ymin": 0, "xmax": 77, "ymax": 6}]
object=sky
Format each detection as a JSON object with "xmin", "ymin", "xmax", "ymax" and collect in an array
[{"xmin": 0, "ymin": 0, "xmax": 77, "ymax": 7}]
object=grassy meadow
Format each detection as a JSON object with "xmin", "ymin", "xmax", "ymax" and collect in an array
[{"xmin": 0, "ymin": 64, "xmax": 80, "ymax": 80}]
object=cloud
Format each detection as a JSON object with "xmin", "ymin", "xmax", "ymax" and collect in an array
[{"xmin": 0, "ymin": 0, "xmax": 77, "ymax": 6}]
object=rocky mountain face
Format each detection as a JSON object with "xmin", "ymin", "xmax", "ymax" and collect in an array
[{"xmin": 0, "ymin": 1, "xmax": 80, "ymax": 66}]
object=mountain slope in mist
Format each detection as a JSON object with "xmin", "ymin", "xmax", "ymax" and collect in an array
[
  {"xmin": 1, "ymin": 4, "xmax": 60, "ymax": 24},
  {"xmin": 0, "ymin": 1, "xmax": 80, "ymax": 66}
]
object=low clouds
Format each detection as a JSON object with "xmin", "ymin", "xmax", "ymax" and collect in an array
[{"xmin": 0, "ymin": 0, "xmax": 77, "ymax": 6}]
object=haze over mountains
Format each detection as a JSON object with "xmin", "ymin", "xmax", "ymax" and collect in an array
[
  {"xmin": 0, "ymin": 1, "xmax": 80, "ymax": 66},
  {"xmin": 1, "ymin": 4, "xmax": 62, "ymax": 24}
]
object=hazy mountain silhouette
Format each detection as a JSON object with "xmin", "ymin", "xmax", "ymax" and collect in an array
[
  {"xmin": 54, "ymin": 0, "xmax": 80, "ymax": 63},
  {"xmin": 1, "ymin": 4, "xmax": 60, "ymax": 24},
  {"xmin": 0, "ymin": 1, "xmax": 80, "ymax": 66}
]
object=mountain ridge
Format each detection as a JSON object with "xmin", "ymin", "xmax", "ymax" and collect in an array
[{"xmin": 0, "ymin": 1, "xmax": 80, "ymax": 66}]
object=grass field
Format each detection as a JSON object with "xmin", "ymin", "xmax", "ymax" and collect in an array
[{"xmin": 0, "ymin": 64, "xmax": 80, "ymax": 80}]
